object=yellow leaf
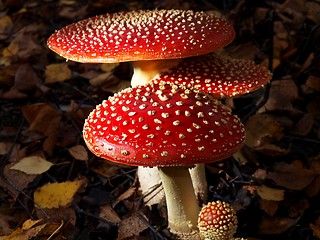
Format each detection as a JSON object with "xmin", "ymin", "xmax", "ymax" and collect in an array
[
  {"xmin": 10, "ymin": 156, "xmax": 53, "ymax": 175},
  {"xmin": 45, "ymin": 63, "xmax": 72, "ymax": 84},
  {"xmin": 68, "ymin": 145, "xmax": 88, "ymax": 161},
  {"xmin": 21, "ymin": 219, "xmax": 42, "ymax": 230},
  {"xmin": 0, "ymin": 219, "xmax": 45, "ymax": 240},
  {"xmin": 256, "ymin": 185, "xmax": 285, "ymax": 201},
  {"xmin": 34, "ymin": 179, "xmax": 86, "ymax": 209}
]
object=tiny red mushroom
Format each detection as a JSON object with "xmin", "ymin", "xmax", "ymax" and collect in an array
[
  {"xmin": 155, "ymin": 53, "xmax": 272, "ymax": 98},
  {"xmin": 198, "ymin": 201, "xmax": 238, "ymax": 240},
  {"xmin": 47, "ymin": 9, "xmax": 235, "ymax": 87},
  {"xmin": 83, "ymin": 81, "xmax": 245, "ymax": 238}
]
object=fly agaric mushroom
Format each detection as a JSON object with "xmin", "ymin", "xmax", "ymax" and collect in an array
[
  {"xmin": 198, "ymin": 201, "xmax": 238, "ymax": 240},
  {"xmin": 47, "ymin": 9, "xmax": 235, "ymax": 87},
  {"xmin": 138, "ymin": 53, "xmax": 272, "ymax": 205},
  {"xmin": 155, "ymin": 53, "xmax": 272, "ymax": 98},
  {"xmin": 83, "ymin": 81, "xmax": 245, "ymax": 238}
]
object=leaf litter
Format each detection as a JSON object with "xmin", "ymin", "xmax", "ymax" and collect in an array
[{"xmin": 0, "ymin": 0, "xmax": 320, "ymax": 239}]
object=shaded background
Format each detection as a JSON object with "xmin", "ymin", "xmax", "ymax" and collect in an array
[{"xmin": 0, "ymin": 0, "xmax": 320, "ymax": 239}]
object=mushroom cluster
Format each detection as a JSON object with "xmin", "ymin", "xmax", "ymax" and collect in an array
[
  {"xmin": 83, "ymin": 81, "xmax": 245, "ymax": 238},
  {"xmin": 47, "ymin": 8, "xmax": 272, "ymax": 239}
]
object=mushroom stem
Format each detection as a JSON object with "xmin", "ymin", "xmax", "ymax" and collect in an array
[
  {"xmin": 131, "ymin": 59, "xmax": 180, "ymax": 87},
  {"xmin": 158, "ymin": 166, "xmax": 200, "ymax": 239},
  {"xmin": 189, "ymin": 164, "xmax": 208, "ymax": 204}
]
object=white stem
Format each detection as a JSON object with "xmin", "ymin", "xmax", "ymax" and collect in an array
[
  {"xmin": 158, "ymin": 167, "xmax": 200, "ymax": 239},
  {"xmin": 131, "ymin": 59, "xmax": 180, "ymax": 87},
  {"xmin": 138, "ymin": 165, "xmax": 207, "ymax": 206},
  {"xmin": 137, "ymin": 166, "xmax": 165, "ymax": 206},
  {"xmin": 189, "ymin": 164, "xmax": 208, "ymax": 204}
]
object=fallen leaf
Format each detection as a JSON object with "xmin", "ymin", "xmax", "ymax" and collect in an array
[
  {"xmin": 21, "ymin": 103, "xmax": 62, "ymax": 154},
  {"xmin": 36, "ymin": 207, "xmax": 76, "ymax": 226},
  {"xmin": 259, "ymin": 199, "xmax": 279, "ymax": 216},
  {"xmin": 13, "ymin": 63, "xmax": 41, "ymax": 92},
  {"xmin": 0, "ymin": 219, "xmax": 46, "ymax": 240},
  {"xmin": 45, "ymin": 63, "xmax": 72, "ymax": 84},
  {"xmin": 245, "ymin": 113, "xmax": 284, "ymax": 148},
  {"xmin": 302, "ymin": 75, "xmax": 320, "ymax": 94},
  {"xmin": 259, "ymin": 79, "xmax": 302, "ymax": 116},
  {"xmin": 117, "ymin": 213, "xmax": 148, "ymax": 240},
  {"xmin": 311, "ymin": 216, "xmax": 320, "ymax": 238},
  {"xmin": 290, "ymin": 113, "xmax": 314, "ymax": 136},
  {"xmin": 306, "ymin": 176, "xmax": 320, "ymax": 197},
  {"xmin": 0, "ymin": 15, "xmax": 13, "ymax": 40},
  {"xmin": 267, "ymin": 160, "xmax": 316, "ymax": 190},
  {"xmin": 91, "ymin": 162, "xmax": 120, "ymax": 178},
  {"xmin": 256, "ymin": 185, "xmax": 285, "ymax": 201},
  {"xmin": 68, "ymin": 145, "xmax": 88, "ymax": 161},
  {"xmin": 10, "ymin": 156, "xmax": 54, "ymax": 175},
  {"xmin": 258, "ymin": 216, "xmax": 297, "ymax": 235},
  {"xmin": 34, "ymin": 179, "xmax": 86, "ymax": 209},
  {"xmin": 99, "ymin": 205, "xmax": 121, "ymax": 224},
  {"xmin": 0, "ymin": 213, "xmax": 15, "ymax": 235},
  {"xmin": 0, "ymin": 163, "xmax": 37, "ymax": 200},
  {"xmin": 2, "ymin": 24, "xmax": 44, "ymax": 61},
  {"xmin": 112, "ymin": 186, "xmax": 137, "ymax": 208},
  {"xmin": 0, "ymin": 142, "xmax": 11, "ymax": 155}
]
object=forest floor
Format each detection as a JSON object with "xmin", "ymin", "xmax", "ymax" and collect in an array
[{"xmin": 0, "ymin": 0, "xmax": 320, "ymax": 239}]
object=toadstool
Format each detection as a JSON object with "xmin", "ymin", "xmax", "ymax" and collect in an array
[
  {"xmin": 47, "ymin": 9, "xmax": 235, "ymax": 87},
  {"xmin": 198, "ymin": 200, "xmax": 238, "ymax": 240},
  {"xmin": 83, "ymin": 81, "xmax": 245, "ymax": 238},
  {"xmin": 154, "ymin": 53, "xmax": 272, "ymax": 98}
]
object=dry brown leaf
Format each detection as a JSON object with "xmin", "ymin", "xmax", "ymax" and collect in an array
[
  {"xmin": 267, "ymin": 160, "xmax": 316, "ymax": 190},
  {"xmin": 307, "ymin": 96, "xmax": 320, "ymax": 119},
  {"xmin": 256, "ymin": 185, "xmax": 285, "ymax": 201},
  {"xmin": 0, "ymin": 142, "xmax": 11, "ymax": 155},
  {"xmin": 91, "ymin": 162, "xmax": 120, "ymax": 178},
  {"xmin": 13, "ymin": 64, "xmax": 41, "ymax": 92},
  {"xmin": 34, "ymin": 179, "xmax": 86, "ymax": 209},
  {"xmin": 0, "ymin": 163, "xmax": 37, "ymax": 200},
  {"xmin": 259, "ymin": 199, "xmax": 279, "ymax": 216},
  {"xmin": 36, "ymin": 207, "xmax": 76, "ymax": 226},
  {"xmin": 113, "ymin": 186, "xmax": 137, "ymax": 208},
  {"xmin": 117, "ymin": 213, "xmax": 148, "ymax": 240},
  {"xmin": 306, "ymin": 176, "xmax": 320, "ymax": 197},
  {"xmin": 21, "ymin": 103, "xmax": 62, "ymax": 154},
  {"xmin": 302, "ymin": 75, "xmax": 320, "ymax": 94},
  {"xmin": 258, "ymin": 216, "xmax": 297, "ymax": 235},
  {"xmin": 255, "ymin": 143, "xmax": 290, "ymax": 157},
  {"xmin": 68, "ymin": 145, "xmax": 88, "ymax": 161},
  {"xmin": 89, "ymin": 72, "xmax": 117, "ymax": 87},
  {"xmin": 245, "ymin": 113, "xmax": 284, "ymax": 148},
  {"xmin": 2, "ymin": 25, "xmax": 44, "ymax": 61},
  {"xmin": 290, "ymin": 113, "xmax": 314, "ymax": 136},
  {"xmin": 100, "ymin": 62, "xmax": 119, "ymax": 72},
  {"xmin": 45, "ymin": 63, "xmax": 72, "ymax": 84},
  {"xmin": 259, "ymin": 79, "xmax": 302, "ymax": 115},
  {"xmin": 10, "ymin": 156, "xmax": 54, "ymax": 175},
  {"xmin": 0, "ymin": 15, "xmax": 13, "ymax": 40},
  {"xmin": 311, "ymin": 216, "xmax": 320, "ymax": 238},
  {"xmin": 99, "ymin": 205, "xmax": 121, "ymax": 224},
  {"xmin": 0, "ymin": 213, "xmax": 15, "ymax": 235}
]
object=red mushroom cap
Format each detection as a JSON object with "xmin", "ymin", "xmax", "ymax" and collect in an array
[
  {"xmin": 198, "ymin": 201, "xmax": 238, "ymax": 240},
  {"xmin": 155, "ymin": 53, "xmax": 272, "ymax": 98},
  {"xmin": 83, "ymin": 81, "xmax": 245, "ymax": 167},
  {"xmin": 47, "ymin": 10, "xmax": 235, "ymax": 63}
]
